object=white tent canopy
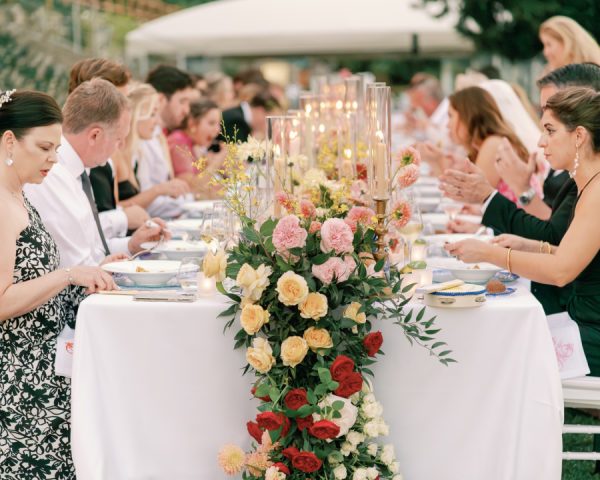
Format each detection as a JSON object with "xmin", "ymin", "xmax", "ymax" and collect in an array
[{"xmin": 125, "ymin": 0, "xmax": 472, "ymax": 59}]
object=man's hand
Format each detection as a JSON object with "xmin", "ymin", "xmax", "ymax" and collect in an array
[
  {"xmin": 495, "ymin": 137, "xmax": 536, "ymax": 195},
  {"xmin": 128, "ymin": 218, "xmax": 171, "ymax": 254}
]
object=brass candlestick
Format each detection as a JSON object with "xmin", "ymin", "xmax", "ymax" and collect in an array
[{"xmin": 374, "ymin": 198, "xmax": 388, "ymax": 261}]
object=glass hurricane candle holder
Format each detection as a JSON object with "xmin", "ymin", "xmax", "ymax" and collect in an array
[{"xmin": 366, "ymin": 85, "xmax": 392, "ymax": 201}]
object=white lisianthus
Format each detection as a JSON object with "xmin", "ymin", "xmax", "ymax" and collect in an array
[
  {"xmin": 366, "ymin": 467, "xmax": 379, "ymax": 480},
  {"xmin": 352, "ymin": 468, "xmax": 368, "ymax": 480},
  {"xmin": 303, "ymin": 168, "xmax": 328, "ymax": 190},
  {"xmin": 378, "ymin": 419, "xmax": 390, "ymax": 436},
  {"xmin": 381, "ymin": 444, "xmax": 395, "ymax": 465},
  {"xmin": 389, "ymin": 461, "xmax": 400, "ymax": 474},
  {"xmin": 361, "ymin": 401, "xmax": 383, "ymax": 419},
  {"xmin": 346, "ymin": 430, "xmax": 366, "ymax": 446},
  {"xmin": 341, "ymin": 441, "xmax": 356, "ymax": 456},
  {"xmin": 315, "ymin": 394, "xmax": 358, "ymax": 437},
  {"xmin": 367, "ymin": 443, "xmax": 378, "ymax": 456},
  {"xmin": 363, "ymin": 421, "xmax": 380, "ymax": 438},
  {"xmin": 265, "ymin": 465, "xmax": 286, "ymax": 480},
  {"xmin": 333, "ymin": 464, "xmax": 348, "ymax": 479},
  {"xmin": 237, "ymin": 136, "xmax": 266, "ymax": 162}
]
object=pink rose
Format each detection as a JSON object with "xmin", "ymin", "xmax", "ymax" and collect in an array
[
  {"xmin": 397, "ymin": 145, "xmax": 421, "ymax": 166},
  {"xmin": 390, "ymin": 200, "xmax": 411, "ymax": 229},
  {"xmin": 309, "ymin": 221, "xmax": 322, "ymax": 234},
  {"xmin": 350, "ymin": 180, "xmax": 369, "ymax": 203},
  {"xmin": 320, "ymin": 218, "xmax": 354, "ymax": 254},
  {"xmin": 345, "ymin": 206, "xmax": 376, "ymax": 232},
  {"xmin": 273, "ymin": 215, "xmax": 307, "ymax": 256},
  {"xmin": 312, "ymin": 256, "xmax": 356, "ymax": 285},
  {"xmin": 396, "ymin": 163, "xmax": 420, "ymax": 188},
  {"xmin": 300, "ymin": 200, "xmax": 316, "ymax": 219}
]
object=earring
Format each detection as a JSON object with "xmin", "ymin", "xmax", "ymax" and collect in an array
[
  {"xmin": 4, "ymin": 155, "xmax": 13, "ymax": 166},
  {"xmin": 570, "ymin": 144, "xmax": 580, "ymax": 179}
]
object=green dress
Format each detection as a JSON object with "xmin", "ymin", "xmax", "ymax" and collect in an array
[{"xmin": 0, "ymin": 198, "xmax": 83, "ymax": 478}]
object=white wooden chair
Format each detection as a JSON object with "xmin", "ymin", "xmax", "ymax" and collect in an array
[{"xmin": 562, "ymin": 376, "xmax": 600, "ymax": 460}]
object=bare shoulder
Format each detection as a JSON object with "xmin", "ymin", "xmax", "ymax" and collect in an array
[{"xmin": 0, "ymin": 195, "xmax": 28, "ymax": 241}]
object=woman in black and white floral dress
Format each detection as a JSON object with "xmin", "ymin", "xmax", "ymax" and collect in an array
[{"xmin": 0, "ymin": 90, "xmax": 117, "ymax": 478}]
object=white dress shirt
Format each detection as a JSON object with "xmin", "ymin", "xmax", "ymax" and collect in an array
[
  {"xmin": 136, "ymin": 127, "xmax": 185, "ymax": 219},
  {"xmin": 24, "ymin": 137, "xmax": 130, "ymax": 268}
]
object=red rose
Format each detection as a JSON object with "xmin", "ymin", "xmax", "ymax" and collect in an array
[
  {"xmin": 296, "ymin": 415, "xmax": 314, "ymax": 431},
  {"xmin": 292, "ymin": 451, "xmax": 323, "ymax": 473},
  {"xmin": 356, "ymin": 162, "xmax": 367, "ymax": 180},
  {"xmin": 251, "ymin": 386, "xmax": 271, "ymax": 402},
  {"xmin": 273, "ymin": 462, "xmax": 290, "ymax": 475},
  {"xmin": 334, "ymin": 371, "xmax": 363, "ymax": 398},
  {"xmin": 256, "ymin": 412, "xmax": 283, "ymax": 431},
  {"xmin": 280, "ymin": 414, "xmax": 291, "ymax": 437},
  {"xmin": 284, "ymin": 388, "xmax": 308, "ymax": 410},
  {"xmin": 246, "ymin": 421, "xmax": 263, "ymax": 443},
  {"xmin": 308, "ymin": 419, "xmax": 340, "ymax": 439},
  {"xmin": 363, "ymin": 331, "xmax": 383, "ymax": 356},
  {"xmin": 282, "ymin": 446, "xmax": 300, "ymax": 461},
  {"xmin": 330, "ymin": 355, "xmax": 355, "ymax": 381}
]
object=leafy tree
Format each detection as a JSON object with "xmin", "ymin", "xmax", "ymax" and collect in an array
[{"xmin": 420, "ymin": 0, "xmax": 600, "ymax": 60}]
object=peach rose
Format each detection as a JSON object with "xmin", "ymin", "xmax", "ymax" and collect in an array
[
  {"xmin": 246, "ymin": 337, "xmax": 276, "ymax": 373},
  {"xmin": 344, "ymin": 302, "xmax": 366, "ymax": 324},
  {"xmin": 276, "ymin": 271, "xmax": 309, "ymax": 306},
  {"xmin": 236, "ymin": 263, "xmax": 272, "ymax": 302},
  {"xmin": 240, "ymin": 304, "xmax": 270, "ymax": 335},
  {"xmin": 280, "ymin": 336, "xmax": 309, "ymax": 367},
  {"xmin": 303, "ymin": 327, "xmax": 334, "ymax": 352},
  {"xmin": 299, "ymin": 292, "xmax": 328, "ymax": 321},
  {"xmin": 203, "ymin": 248, "xmax": 227, "ymax": 282}
]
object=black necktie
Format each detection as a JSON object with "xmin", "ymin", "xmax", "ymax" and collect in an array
[{"xmin": 80, "ymin": 170, "xmax": 111, "ymax": 256}]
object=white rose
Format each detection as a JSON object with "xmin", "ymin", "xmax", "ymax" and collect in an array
[
  {"xmin": 265, "ymin": 466, "xmax": 286, "ymax": 480},
  {"xmin": 381, "ymin": 444, "xmax": 395, "ymax": 465},
  {"xmin": 328, "ymin": 453, "xmax": 341, "ymax": 465},
  {"xmin": 363, "ymin": 421, "xmax": 380, "ymax": 438},
  {"xmin": 341, "ymin": 441, "xmax": 356, "ymax": 456},
  {"xmin": 347, "ymin": 430, "xmax": 366, "ymax": 446},
  {"xmin": 378, "ymin": 419, "xmax": 390, "ymax": 436},
  {"xmin": 366, "ymin": 467, "xmax": 379, "ymax": 480},
  {"xmin": 350, "ymin": 392, "xmax": 361, "ymax": 404},
  {"xmin": 352, "ymin": 468, "xmax": 368, "ymax": 480},
  {"xmin": 392, "ymin": 475, "xmax": 403, "ymax": 480},
  {"xmin": 389, "ymin": 462, "xmax": 400, "ymax": 474},
  {"xmin": 367, "ymin": 443, "xmax": 378, "ymax": 456},
  {"xmin": 315, "ymin": 394, "xmax": 358, "ymax": 437},
  {"xmin": 333, "ymin": 464, "xmax": 348, "ymax": 479},
  {"xmin": 361, "ymin": 401, "xmax": 383, "ymax": 419}
]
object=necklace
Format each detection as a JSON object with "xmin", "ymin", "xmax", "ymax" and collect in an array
[{"xmin": 576, "ymin": 170, "xmax": 600, "ymax": 202}]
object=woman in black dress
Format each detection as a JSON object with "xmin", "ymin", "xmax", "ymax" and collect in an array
[{"xmin": 0, "ymin": 90, "xmax": 116, "ymax": 477}]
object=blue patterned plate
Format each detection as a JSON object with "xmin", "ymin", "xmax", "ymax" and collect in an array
[
  {"xmin": 486, "ymin": 287, "xmax": 516, "ymax": 297},
  {"xmin": 494, "ymin": 271, "xmax": 519, "ymax": 283}
]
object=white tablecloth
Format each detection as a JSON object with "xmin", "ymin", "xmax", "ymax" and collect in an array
[
  {"xmin": 71, "ymin": 294, "xmax": 256, "ymax": 480},
  {"xmin": 373, "ymin": 279, "xmax": 563, "ymax": 480},
  {"xmin": 72, "ymin": 280, "xmax": 563, "ymax": 480}
]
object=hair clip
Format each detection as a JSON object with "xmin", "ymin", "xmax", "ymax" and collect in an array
[{"xmin": 0, "ymin": 89, "xmax": 16, "ymax": 109}]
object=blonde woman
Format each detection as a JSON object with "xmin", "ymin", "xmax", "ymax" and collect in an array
[
  {"xmin": 539, "ymin": 16, "xmax": 600, "ymax": 72},
  {"xmin": 112, "ymin": 84, "xmax": 188, "ymax": 210}
]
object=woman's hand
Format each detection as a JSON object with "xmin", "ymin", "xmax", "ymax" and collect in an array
[
  {"xmin": 444, "ymin": 239, "xmax": 493, "ymax": 263},
  {"xmin": 159, "ymin": 179, "xmax": 190, "ymax": 198},
  {"xmin": 68, "ymin": 266, "xmax": 118, "ymax": 293},
  {"xmin": 446, "ymin": 219, "xmax": 482, "ymax": 234},
  {"xmin": 490, "ymin": 234, "xmax": 539, "ymax": 252}
]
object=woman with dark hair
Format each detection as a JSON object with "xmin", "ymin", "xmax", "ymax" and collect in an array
[
  {"xmin": 0, "ymin": 90, "xmax": 116, "ymax": 478},
  {"xmin": 446, "ymin": 87, "xmax": 600, "ymax": 374},
  {"xmin": 448, "ymin": 86, "xmax": 533, "ymax": 203},
  {"xmin": 168, "ymin": 99, "xmax": 224, "ymax": 197}
]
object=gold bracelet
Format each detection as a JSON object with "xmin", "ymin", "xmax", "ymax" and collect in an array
[
  {"xmin": 539, "ymin": 241, "xmax": 544, "ymax": 253},
  {"xmin": 545, "ymin": 242, "xmax": 552, "ymax": 254},
  {"xmin": 506, "ymin": 247, "xmax": 513, "ymax": 274}
]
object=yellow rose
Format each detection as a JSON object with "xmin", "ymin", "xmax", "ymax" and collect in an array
[
  {"xmin": 240, "ymin": 304, "xmax": 270, "ymax": 335},
  {"xmin": 344, "ymin": 302, "xmax": 366, "ymax": 324},
  {"xmin": 299, "ymin": 292, "xmax": 328, "ymax": 320},
  {"xmin": 276, "ymin": 271, "xmax": 309, "ymax": 306},
  {"xmin": 280, "ymin": 336, "xmax": 309, "ymax": 367},
  {"xmin": 246, "ymin": 338, "xmax": 275, "ymax": 373},
  {"xmin": 203, "ymin": 249, "xmax": 227, "ymax": 282},
  {"xmin": 303, "ymin": 327, "xmax": 334, "ymax": 352},
  {"xmin": 236, "ymin": 263, "xmax": 272, "ymax": 302}
]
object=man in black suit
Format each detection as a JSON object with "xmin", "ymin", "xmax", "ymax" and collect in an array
[
  {"xmin": 221, "ymin": 90, "xmax": 280, "ymax": 143},
  {"xmin": 441, "ymin": 63, "xmax": 600, "ymax": 314}
]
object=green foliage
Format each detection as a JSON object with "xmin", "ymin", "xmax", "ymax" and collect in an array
[{"xmin": 420, "ymin": 0, "xmax": 600, "ymax": 60}]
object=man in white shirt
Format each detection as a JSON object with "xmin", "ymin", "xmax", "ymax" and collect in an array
[{"xmin": 25, "ymin": 78, "xmax": 167, "ymax": 268}]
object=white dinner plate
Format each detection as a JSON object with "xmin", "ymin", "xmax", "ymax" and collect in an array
[
  {"xmin": 424, "ymin": 233, "xmax": 493, "ymax": 246},
  {"xmin": 141, "ymin": 240, "xmax": 208, "ymax": 261},
  {"xmin": 181, "ymin": 200, "xmax": 215, "ymax": 218},
  {"xmin": 428, "ymin": 257, "xmax": 502, "ymax": 284},
  {"xmin": 102, "ymin": 260, "xmax": 186, "ymax": 287},
  {"xmin": 168, "ymin": 219, "xmax": 204, "ymax": 234}
]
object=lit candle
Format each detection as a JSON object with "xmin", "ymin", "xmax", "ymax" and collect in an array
[
  {"xmin": 411, "ymin": 242, "xmax": 427, "ymax": 261},
  {"xmin": 374, "ymin": 141, "xmax": 388, "ymax": 199},
  {"xmin": 197, "ymin": 272, "xmax": 216, "ymax": 297},
  {"xmin": 289, "ymin": 132, "xmax": 300, "ymax": 156}
]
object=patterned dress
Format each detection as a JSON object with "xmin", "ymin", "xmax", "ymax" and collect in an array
[{"xmin": 0, "ymin": 197, "xmax": 84, "ymax": 479}]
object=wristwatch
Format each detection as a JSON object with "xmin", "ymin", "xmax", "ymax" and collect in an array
[{"xmin": 518, "ymin": 187, "xmax": 536, "ymax": 206}]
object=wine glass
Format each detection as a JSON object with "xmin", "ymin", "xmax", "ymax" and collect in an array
[
  {"xmin": 177, "ymin": 257, "xmax": 203, "ymax": 294},
  {"xmin": 397, "ymin": 191, "xmax": 424, "ymax": 262},
  {"xmin": 440, "ymin": 198, "xmax": 462, "ymax": 222}
]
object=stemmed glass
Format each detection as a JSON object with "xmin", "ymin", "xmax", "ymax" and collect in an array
[
  {"xmin": 440, "ymin": 198, "xmax": 462, "ymax": 222},
  {"xmin": 397, "ymin": 190, "xmax": 424, "ymax": 262},
  {"xmin": 177, "ymin": 257, "xmax": 203, "ymax": 294}
]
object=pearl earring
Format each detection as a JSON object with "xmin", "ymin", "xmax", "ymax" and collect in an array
[
  {"xmin": 570, "ymin": 144, "xmax": 580, "ymax": 179},
  {"xmin": 4, "ymin": 155, "xmax": 13, "ymax": 166}
]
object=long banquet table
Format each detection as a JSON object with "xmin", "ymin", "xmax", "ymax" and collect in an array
[{"xmin": 71, "ymin": 279, "xmax": 563, "ymax": 480}]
